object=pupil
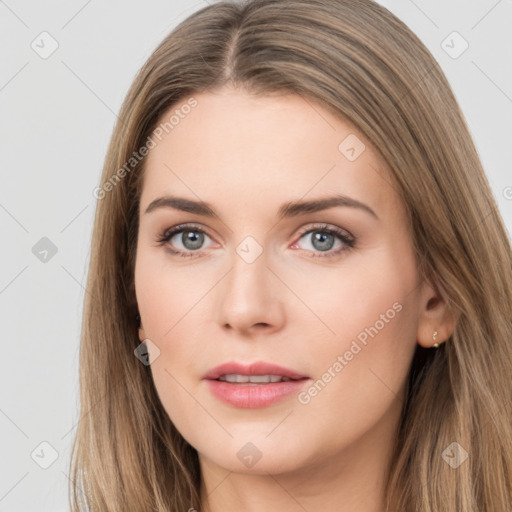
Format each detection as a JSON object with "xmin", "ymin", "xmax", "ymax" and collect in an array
[{"xmin": 312, "ymin": 232, "xmax": 334, "ymax": 251}]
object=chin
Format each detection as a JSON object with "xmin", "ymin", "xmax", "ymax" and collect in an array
[{"xmin": 195, "ymin": 434, "xmax": 310, "ymax": 476}]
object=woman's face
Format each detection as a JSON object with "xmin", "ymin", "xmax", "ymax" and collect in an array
[{"xmin": 134, "ymin": 87, "xmax": 437, "ymax": 477}]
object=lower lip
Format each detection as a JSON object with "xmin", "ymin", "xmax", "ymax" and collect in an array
[{"xmin": 205, "ymin": 378, "xmax": 310, "ymax": 408}]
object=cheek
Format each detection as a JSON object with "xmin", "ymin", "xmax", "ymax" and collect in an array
[
  {"xmin": 284, "ymin": 248, "xmax": 419, "ymax": 417},
  {"xmin": 134, "ymin": 249, "xmax": 219, "ymax": 402},
  {"xmin": 134, "ymin": 249, "xmax": 213, "ymax": 341},
  {"xmin": 134, "ymin": 253, "xmax": 210, "ymax": 444},
  {"xmin": 283, "ymin": 243, "xmax": 418, "ymax": 347}
]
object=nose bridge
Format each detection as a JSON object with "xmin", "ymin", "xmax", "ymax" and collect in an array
[
  {"xmin": 216, "ymin": 235, "xmax": 284, "ymax": 332},
  {"xmin": 226, "ymin": 238, "xmax": 272, "ymax": 302}
]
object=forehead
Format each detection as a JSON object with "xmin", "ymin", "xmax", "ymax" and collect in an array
[{"xmin": 140, "ymin": 88, "xmax": 402, "ymax": 221}]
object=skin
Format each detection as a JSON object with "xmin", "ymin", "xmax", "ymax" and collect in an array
[{"xmin": 134, "ymin": 86, "xmax": 455, "ymax": 512}]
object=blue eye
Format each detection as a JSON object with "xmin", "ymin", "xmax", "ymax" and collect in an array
[
  {"xmin": 155, "ymin": 223, "xmax": 355, "ymax": 259},
  {"xmin": 156, "ymin": 223, "xmax": 212, "ymax": 258},
  {"xmin": 293, "ymin": 224, "xmax": 355, "ymax": 258}
]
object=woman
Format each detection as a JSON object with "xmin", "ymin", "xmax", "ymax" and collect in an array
[{"xmin": 69, "ymin": 0, "xmax": 512, "ymax": 510}]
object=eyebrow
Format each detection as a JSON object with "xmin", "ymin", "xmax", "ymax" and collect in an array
[{"xmin": 144, "ymin": 194, "xmax": 378, "ymax": 220}]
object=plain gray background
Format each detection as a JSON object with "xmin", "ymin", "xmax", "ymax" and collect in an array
[{"xmin": 1, "ymin": 0, "xmax": 511, "ymax": 510}]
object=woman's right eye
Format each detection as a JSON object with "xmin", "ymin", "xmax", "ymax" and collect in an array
[{"xmin": 156, "ymin": 224, "xmax": 214, "ymax": 258}]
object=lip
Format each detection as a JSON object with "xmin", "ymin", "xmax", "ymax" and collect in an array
[
  {"xmin": 206, "ymin": 379, "xmax": 310, "ymax": 408},
  {"xmin": 203, "ymin": 361, "xmax": 310, "ymax": 408},
  {"xmin": 202, "ymin": 361, "xmax": 309, "ymax": 381}
]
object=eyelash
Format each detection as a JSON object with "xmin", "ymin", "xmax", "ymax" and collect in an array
[{"xmin": 155, "ymin": 223, "xmax": 356, "ymax": 259}]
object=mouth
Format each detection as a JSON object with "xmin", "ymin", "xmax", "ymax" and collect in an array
[
  {"xmin": 203, "ymin": 360, "xmax": 309, "ymax": 381},
  {"xmin": 216, "ymin": 374, "xmax": 304, "ymax": 384},
  {"xmin": 203, "ymin": 361, "xmax": 311, "ymax": 408}
]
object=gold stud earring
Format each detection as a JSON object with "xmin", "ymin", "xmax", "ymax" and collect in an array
[{"xmin": 432, "ymin": 331, "xmax": 439, "ymax": 348}]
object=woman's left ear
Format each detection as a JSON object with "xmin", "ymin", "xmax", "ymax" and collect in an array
[
  {"xmin": 416, "ymin": 279, "xmax": 457, "ymax": 348},
  {"xmin": 136, "ymin": 313, "xmax": 146, "ymax": 342}
]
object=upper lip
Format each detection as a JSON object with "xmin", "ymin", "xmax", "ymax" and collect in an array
[{"xmin": 203, "ymin": 361, "xmax": 309, "ymax": 380}]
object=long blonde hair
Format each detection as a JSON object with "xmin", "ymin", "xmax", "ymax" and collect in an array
[{"xmin": 69, "ymin": 1, "xmax": 512, "ymax": 510}]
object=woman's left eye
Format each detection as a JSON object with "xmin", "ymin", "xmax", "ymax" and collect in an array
[
  {"xmin": 292, "ymin": 224, "xmax": 355, "ymax": 258},
  {"xmin": 155, "ymin": 223, "xmax": 355, "ymax": 259}
]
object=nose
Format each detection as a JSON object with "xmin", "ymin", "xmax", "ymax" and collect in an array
[{"xmin": 216, "ymin": 245, "xmax": 285, "ymax": 336}]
